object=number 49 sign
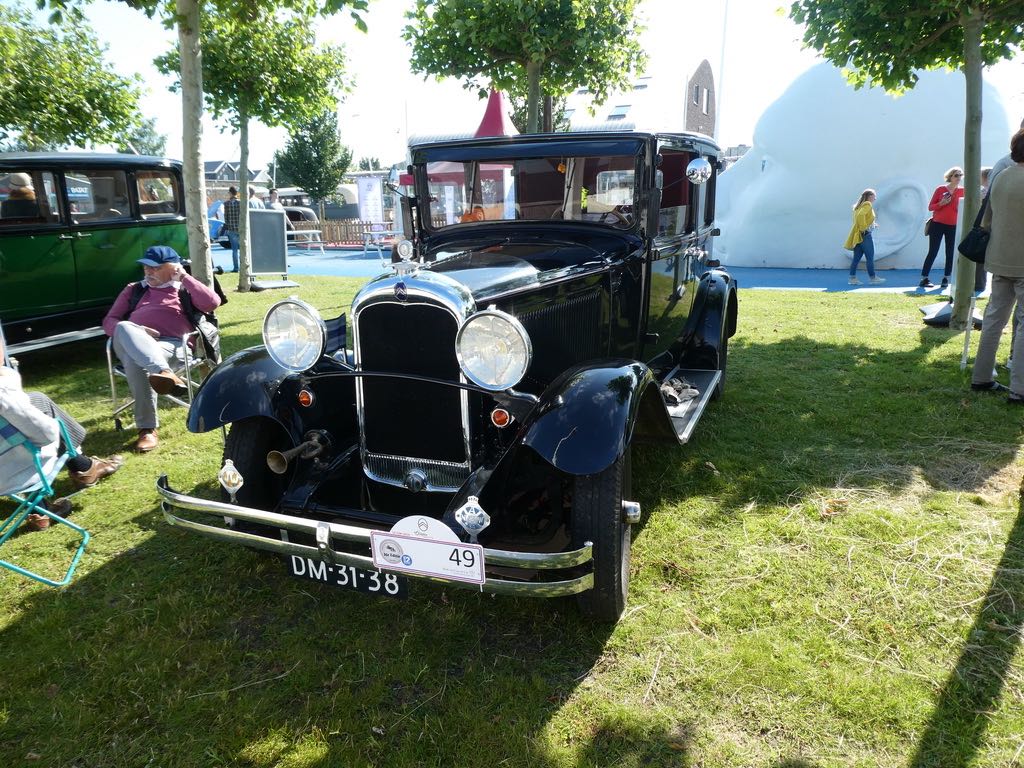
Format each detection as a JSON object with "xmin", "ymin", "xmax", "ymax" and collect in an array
[{"xmin": 370, "ymin": 530, "xmax": 485, "ymax": 585}]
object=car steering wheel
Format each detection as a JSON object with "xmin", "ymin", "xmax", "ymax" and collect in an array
[{"xmin": 599, "ymin": 206, "xmax": 630, "ymax": 225}]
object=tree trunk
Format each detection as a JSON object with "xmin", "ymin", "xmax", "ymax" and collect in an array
[
  {"xmin": 237, "ymin": 108, "xmax": 251, "ymax": 293},
  {"xmin": 526, "ymin": 60, "xmax": 541, "ymax": 133},
  {"xmin": 543, "ymin": 94, "xmax": 553, "ymax": 132},
  {"xmin": 176, "ymin": 0, "xmax": 213, "ymax": 288},
  {"xmin": 951, "ymin": 8, "xmax": 984, "ymax": 330}
]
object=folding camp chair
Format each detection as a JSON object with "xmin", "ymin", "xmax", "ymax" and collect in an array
[
  {"xmin": 0, "ymin": 416, "xmax": 90, "ymax": 587},
  {"xmin": 106, "ymin": 329, "xmax": 213, "ymax": 431}
]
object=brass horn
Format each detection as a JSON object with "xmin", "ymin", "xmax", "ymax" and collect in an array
[{"xmin": 266, "ymin": 434, "xmax": 325, "ymax": 475}]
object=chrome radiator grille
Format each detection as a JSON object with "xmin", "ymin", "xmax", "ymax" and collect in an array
[{"xmin": 355, "ymin": 301, "xmax": 471, "ymax": 491}]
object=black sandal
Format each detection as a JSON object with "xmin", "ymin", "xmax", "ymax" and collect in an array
[{"xmin": 971, "ymin": 381, "xmax": 1010, "ymax": 393}]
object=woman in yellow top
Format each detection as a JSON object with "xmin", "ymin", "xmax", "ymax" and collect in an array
[{"xmin": 844, "ymin": 189, "xmax": 885, "ymax": 285}]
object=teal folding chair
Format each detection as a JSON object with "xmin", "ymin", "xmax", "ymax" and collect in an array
[{"xmin": 0, "ymin": 416, "xmax": 90, "ymax": 587}]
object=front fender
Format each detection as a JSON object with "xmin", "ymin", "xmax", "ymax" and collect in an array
[
  {"xmin": 521, "ymin": 360, "xmax": 673, "ymax": 476},
  {"xmin": 188, "ymin": 346, "xmax": 291, "ymax": 433}
]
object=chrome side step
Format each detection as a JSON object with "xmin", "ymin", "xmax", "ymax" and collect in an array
[{"xmin": 661, "ymin": 367, "xmax": 721, "ymax": 444}]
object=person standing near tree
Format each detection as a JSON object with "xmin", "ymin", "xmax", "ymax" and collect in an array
[
  {"xmin": 970, "ymin": 129, "xmax": 1024, "ymax": 401},
  {"xmin": 919, "ymin": 166, "xmax": 965, "ymax": 289},
  {"xmin": 248, "ymin": 187, "xmax": 265, "ymax": 210},
  {"xmin": 222, "ymin": 186, "xmax": 241, "ymax": 273},
  {"xmin": 844, "ymin": 189, "xmax": 885, "ymax": 285}
]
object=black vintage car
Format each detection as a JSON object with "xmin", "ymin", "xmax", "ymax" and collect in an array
[{"xmin": 158, "ymin": 130, "xmax": 738, "ymax": 621}]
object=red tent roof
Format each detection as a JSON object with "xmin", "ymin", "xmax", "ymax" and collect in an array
[{"xmin": 474, "ymin": 90, "xmax": 519, "ymax": 138}]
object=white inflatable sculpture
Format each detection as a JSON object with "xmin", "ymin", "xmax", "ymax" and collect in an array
[{"xmin": 716, "ymin": 63, "xmax": 1010, "ymax": 270}]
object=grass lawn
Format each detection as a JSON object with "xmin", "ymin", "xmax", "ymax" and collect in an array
[{"xmin": 1, "ymin": 277, "xmax": 1022, "ymax": 767}]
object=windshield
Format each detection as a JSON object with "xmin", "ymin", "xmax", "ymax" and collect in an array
[{"xmin": 423, "ymin": 153, "xmax": 638, "ymax": 230}]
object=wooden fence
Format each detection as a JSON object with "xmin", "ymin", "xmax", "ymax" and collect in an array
[{"xmin": 294, "ymin": 217, "xmax": 451, "ymax": 246}]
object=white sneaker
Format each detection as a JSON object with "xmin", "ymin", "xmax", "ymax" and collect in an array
[
  {"xmin": 869, "ymin": 275, "xmax": 886, "ymax": 284},
  {"xmin": 848, "ymin": 276, "xmax": 860, "ymax": 285}
]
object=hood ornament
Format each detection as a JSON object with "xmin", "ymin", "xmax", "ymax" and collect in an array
[{"xmin": 391, "ymin": 238, "xmax": 419, "ymax": 278}]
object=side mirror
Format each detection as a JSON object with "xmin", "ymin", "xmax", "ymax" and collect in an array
[{"xmin": 686, "ymin": 157, "xmax": 713, "ymax": 185}]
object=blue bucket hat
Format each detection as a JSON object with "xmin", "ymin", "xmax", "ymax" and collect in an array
[{"xmin": 138, "ymin": 245, "xmax": 182, "ymax": 267}]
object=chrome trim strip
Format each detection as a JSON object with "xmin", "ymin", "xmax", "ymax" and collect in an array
[
  {"xmin": 157, "ymin": 477, "xmax": 593, "ymax": 597},
  {"xmin": 363, "ymin": 453, "xmax": 470, "ymax": 493}
]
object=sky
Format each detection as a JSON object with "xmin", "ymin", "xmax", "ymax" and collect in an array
[{"xmin": 17, "ymin": 0, "xmax": 1024, "ymax": 168}]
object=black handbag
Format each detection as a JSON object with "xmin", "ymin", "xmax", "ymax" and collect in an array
[{"xmin": 957, "ymin": 194, "xmax": 990, "ymax": 264}]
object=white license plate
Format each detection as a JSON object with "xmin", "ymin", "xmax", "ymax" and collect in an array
[
  {"xmin": 287, "ymin": 555, "xmax": 407, "ymax": 598},
  {"xmin": 370, "ymin": 530, "xmax": 485, "ymax": 585}
]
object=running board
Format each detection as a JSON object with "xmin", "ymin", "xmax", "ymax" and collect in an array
[
  {"xmin": 662, "ymin": 368, "xmax": 721, "ymax": 444},
  {"xmin": 7, "ymin": 326, "xmax": 105, "ymax": 356}
]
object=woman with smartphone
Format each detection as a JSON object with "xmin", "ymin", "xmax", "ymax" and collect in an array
[{"xmin": 919, "ymin": 166, "xmax": 965, "ymax": 288}]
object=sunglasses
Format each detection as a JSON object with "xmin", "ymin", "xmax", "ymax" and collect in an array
[{"xmin": 952, "ymin": 173, "xmax": 963, "ymax": 177}]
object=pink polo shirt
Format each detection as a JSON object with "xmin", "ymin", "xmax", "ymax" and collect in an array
[{"xmin": 103, "ymin": 273, "xmax": 220, "ymax": 339}]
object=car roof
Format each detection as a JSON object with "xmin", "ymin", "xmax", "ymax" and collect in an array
[
  {"xmin": 409, "ymin": 130, "xmax": 719, "ymax": 153},
  {"xmin": 0, "ymin": 152, "xmax": 180, "ymax": 169}
]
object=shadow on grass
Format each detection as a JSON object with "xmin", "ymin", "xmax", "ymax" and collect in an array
[
  {"xmin": 659, "ymin": 330, "xmax": 1024, "ymax": 518},
  {"xmin": 908, "ymin": 492, "xmax": 1024, "ymax": 767},
  {"xmin": 0, "ymin": 503, "xmax": 694, "ymax": 766}
]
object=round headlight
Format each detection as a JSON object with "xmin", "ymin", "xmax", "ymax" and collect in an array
[
  {"xmin": 262, "ymin": 299, "xmax": 326, "ymax": 372},
  {"xmin": 456, "ymin": 309, "xmax": 532, "ymax": 391}
]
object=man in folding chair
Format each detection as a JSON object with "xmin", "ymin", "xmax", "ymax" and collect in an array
[
  {"xmin": 1, "ymin": 330, "xmax": 123, "ymax": 533},
  {"xmin": 103, "ymin": 246, "xmax": 221, "ymax": 453}
]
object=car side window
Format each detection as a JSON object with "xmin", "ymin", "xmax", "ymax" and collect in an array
[
  {"xmin": 136, "ymin": 170, "xmax": 180, "ymax": 219},
  {"xmin": 0, "ymin": 171, "xmax": 62, "ymax": 226},
  {"xmin": 65, "ymin": 169, "xmax": 131, "ymax": 224},
  {"xmin": 656, "ymin": 149, "xmax": 694, "ymax": 237}
]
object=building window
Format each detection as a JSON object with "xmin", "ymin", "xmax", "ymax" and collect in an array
[
  {"xmin": 577, "ymin": 87, "xmax": 591, "ymax": 95},
  {"xmin": 563, "ymin": 108, "xmax": 575, "ymax": 121},
  {"xmin": 633, "ymin": 83, "xmax": 648, "ymax": 90},
  {"xmin": 692, "ymin": 84, "xmax": 700, "ymax": 105},
  {"xmin": 702, "ymin": 88, "xmax": 710, "ymax": 114},
  {"xmin": 607, "ymin": 104, "xmax": 630, "ymax": 120}
]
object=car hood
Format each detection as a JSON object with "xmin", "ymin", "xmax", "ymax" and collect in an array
[{"xmin": 422, "ymin": 232, "xmax": 636, "ymax": 302}]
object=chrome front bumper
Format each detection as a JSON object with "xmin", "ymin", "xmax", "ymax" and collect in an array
[{"xmin": 156, "ymin": 476, "xmax": 594, "ymax": 598}]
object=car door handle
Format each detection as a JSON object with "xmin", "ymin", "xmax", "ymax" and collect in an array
[
  {"xmin": 58, "ymin": 234, "xmax": 75, "ymax": 240},
  {"xmin": 75, "ymin": 232, "xmax": 93, "ymax": 239}
]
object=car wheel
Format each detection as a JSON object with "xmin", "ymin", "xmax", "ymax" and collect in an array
[
  {"xmin": 222, "ymin": 417, "xmax": 292, "ymax": 534},
  {"xmin": 572, "ymin": 450, "xmax": 632, "ymax": 621}
]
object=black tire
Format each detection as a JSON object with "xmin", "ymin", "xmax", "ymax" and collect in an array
[
  {"xmin": 222, "ymin": 418, "xmax": 291, "ymax": 534},
  {"xmin": 572, "ymin": 451, "xmax": 632, "ymax": 622}
]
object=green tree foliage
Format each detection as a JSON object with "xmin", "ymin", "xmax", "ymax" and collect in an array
[
  {"xmin": 0, "ymin": 5, "xmax": 143, "ymax": 149},
  {"xmin": 403, "ymin": 0, "xmax": 646, "ymax": 133},
  {"xmin": 508, "ymin": 93, "xmax": 571, "ymax": 133},
  {"xmin": 116, "ymin": 117, "xmax": 168, "ymax": 156},
  {"xmin": 276, "ymin": 111, "xmax": 353, "ymax": 206},
  {"xmin": 156, "ymin": 3, "xmax": 349, "ymax": 290},
  {"xmin": 358, "ymin": 157, "xmax": 382, "ymax": 171},
  {"xmin": 789, "ymin": 0, "xmax": 1024, "ymax": 328}
]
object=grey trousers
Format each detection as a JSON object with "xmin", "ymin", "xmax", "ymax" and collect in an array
[
  {"xmin": 112, "ymin": 321, "xmax": 183, "ymax": 430},
  {"xmin": 26, "ymin": 392, "xmax": 86, "ymax": 451},
  {"xmin": 971, "ymin": 274, "xmax": 1024, "ymax": 395}
]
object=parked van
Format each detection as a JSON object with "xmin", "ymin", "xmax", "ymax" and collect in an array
[{"xmin": 0, "ymin": 153, "xmax": 187, "ymax": 352}]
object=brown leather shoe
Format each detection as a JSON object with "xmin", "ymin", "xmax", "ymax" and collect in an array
[
  {"xmin": 135, "ymin": 429, "xmax": 159, "ymax": 453},
  {"xmin": 69, "ymin": 454, "xmax": 124, "ymax": 489},
  {"xmin": 26, "ymin": 513, "xmax": 50, "ymax": 532},
  {"xmin": 148, "ymin": 369, "xmax": 186, "ymax": 395}
]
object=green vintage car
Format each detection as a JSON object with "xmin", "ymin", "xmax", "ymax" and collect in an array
[{"xmin": 0, "ymin": 153, "xmax": 188, "ymax": 353}]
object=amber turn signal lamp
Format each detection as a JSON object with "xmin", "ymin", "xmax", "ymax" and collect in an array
[
  {"xmin": 490, "ymin": 408, "xmax": 512, "ymax": 428},
  {"xmin": 298, "ymin": 389, "xmax": 315, "ymax": 407}
]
